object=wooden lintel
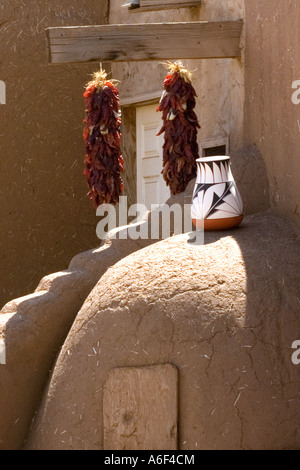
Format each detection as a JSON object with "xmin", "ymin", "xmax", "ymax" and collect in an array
[
  {"xmin": 131, "ymin": 1, "xmax": 202, "ymax": 13},
  {"xmin": 120, "ymin": 90, "xmax": 161, "ymax": 107},
  {"xmin": 46, "ymin": 20, "xmax": 243, "ymax": 65}
]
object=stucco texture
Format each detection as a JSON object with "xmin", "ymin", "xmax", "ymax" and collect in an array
[
  {"xmin": 244, "ymin": 0, "xmax": 300, "ymax": 227},
  {"xmin": 25, "ymin": 212, "xmax": 300, "ymax": 450},
  {"xmin": 0, "ymin": 1, "xmax": 109, "ymax": 308},
  {"xmin": 0, "ymin": 154, "xmax": 269, "ymax": 450},
  {"xmin": 1, "ymin": 0, "xmax": 300, "ymax": 451},
  {"xmin": 110, "ymin": 0, "xmax": 245, "ymax": 152}
]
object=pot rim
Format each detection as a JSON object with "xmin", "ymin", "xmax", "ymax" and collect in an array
[{"xmin": 196, "ymin": 155, "xmax": 230, "ymax": 163}]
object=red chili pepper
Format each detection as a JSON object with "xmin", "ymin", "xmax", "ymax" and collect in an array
[
  {"xmin": 157, "ymin": 62, "xmax": 200, "ymax": 195},
  {"xmin": 83, "ymin": 70, "xmax": 123, "ymax": 208}
]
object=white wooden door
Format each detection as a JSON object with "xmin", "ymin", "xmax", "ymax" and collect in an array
[{"xmin": 136, "ymin": 104, "xmax": 170, "ymax": 209}]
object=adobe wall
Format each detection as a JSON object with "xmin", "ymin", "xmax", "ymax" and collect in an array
[
  {"xmin": 0, "ymin": 0, "xmax": 109, "ymax": 307},
  {"xmin": 25, "ymin": 212, "xmax": 300, "ymax": 450},
  {"xmin": 110, "ymin": 0, "xmax": 245, "ymax": 162},
  {"xmin": 0, "ymin": 142, "xmax": 270, "ymax": 448},
  {"xmin": 244, "ymin": 0, "xmax": 300, "ymax": 227}
]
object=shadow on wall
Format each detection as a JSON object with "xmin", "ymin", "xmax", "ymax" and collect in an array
[
  {"xmin": 196, "ymin": 214, "xmax": 300, "ymax": 449},
  {"xmin": 0, "ymin": 0, "xmax": 109, "ymax": 309},
  {"xmin": 230, "ymin": 144, "xmax": 270, "ymax": 215}
]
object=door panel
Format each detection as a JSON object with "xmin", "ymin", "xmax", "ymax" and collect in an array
[{"xmin": 136, "ymin": 104, "xmax": 170, "ymax": 209}]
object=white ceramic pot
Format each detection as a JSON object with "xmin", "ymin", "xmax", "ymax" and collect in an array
[{"xmin": 191, "ymin": 156, "xmax": 244, "ymax": 231}]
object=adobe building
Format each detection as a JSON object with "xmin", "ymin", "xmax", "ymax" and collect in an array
[
  {"xmin": 0, "ymin": 0, "xmax": 109, "ymax": 308},
  {"xmin": 1, "ymin": 1, "xmax": 299, "ymax": 305},
  {"xmin": 0, "ymin": 0, "xmax": 299, "ymax": 450}
]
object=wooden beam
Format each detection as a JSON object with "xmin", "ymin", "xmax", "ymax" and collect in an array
[
  {"xmin": 132, "ymin": 0, "xmax": 202, "ymax": 12},
  {"xmin": 46, "ymin": 21, "xmax": 243, "ymax": 65},
  {"xmin": 140, "ymin": 0, "xmax": 200, "ymax": 5},
  {"xmin": 120, "ymin": 90, "xmax": 161, "ymax": 107}
]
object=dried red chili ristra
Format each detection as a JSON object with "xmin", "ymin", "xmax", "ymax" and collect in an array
[
  {"xmin": 83, "ymin": 70, "xmax": 124, "ymax": 208},
  {"xmin": 157, "ymin": 61, "xmax": 200, "ymax": 195}
]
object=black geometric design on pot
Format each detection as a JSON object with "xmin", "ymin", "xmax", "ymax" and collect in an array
[
  {"xmin": 196, "ymin": 158, "xmax": 233, "ymax": 185},
  {"xmin": 193, "ymin": 183, "xmax": 212, "ymax": 200},
  {"xmin": 191, "ymin": 181, "xmax": 243, "ymax": 220},
  {"xmin": 205, "ymin": 182, "xmax": 233, "ymax": 218}
]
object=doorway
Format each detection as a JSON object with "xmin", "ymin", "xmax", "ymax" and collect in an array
[{"xmin": 136, "ymin": 103, "xmax": 170, "ymax": 209}]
